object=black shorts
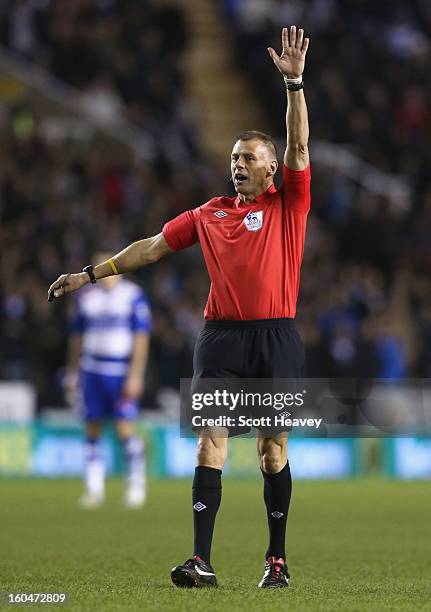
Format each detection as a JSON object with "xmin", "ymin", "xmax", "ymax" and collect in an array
[{"xmin": 191, "ymin": 318, "xmax": 305, "ymax": 436}]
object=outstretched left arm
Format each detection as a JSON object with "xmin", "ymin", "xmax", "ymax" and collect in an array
[{"xmin": 268, "ymin": 26, "xmax": 310, "ymax": 170}]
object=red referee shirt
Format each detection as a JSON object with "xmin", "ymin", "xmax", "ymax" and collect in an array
[{"xmin": 163, "ymin": 163, "xmax": 311, "ymax": 320}]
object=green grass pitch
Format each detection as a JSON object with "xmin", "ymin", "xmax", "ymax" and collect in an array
[{"xmin": 1, "ymin": 478, "xmax": 430, "ymax": 611}]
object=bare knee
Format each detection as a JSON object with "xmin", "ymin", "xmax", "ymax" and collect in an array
[
  {"xmin": 86, "ymin": 421, "xmax": 102, "ymax": 440},
  {"xmin": 197, "ymin": 433, "xmax": 228, "ymax": 469},
  {"xmin": 257, "ymin": 435, "xmax": 287, "ymax": 474},
  {"xmin": 115, "ymin": 419, "xmax": 134, "ymax": 441}
]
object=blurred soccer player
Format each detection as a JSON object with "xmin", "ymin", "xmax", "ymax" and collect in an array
[
  {"xmin": 65, "ymin": 252, "xmax": 151, "ymax": 509},
  {"xmin": 49, "ymin": 26, "xmax": 310, "ymax": 587}
]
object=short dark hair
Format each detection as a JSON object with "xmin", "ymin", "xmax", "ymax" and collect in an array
[{"xmin": 233, "ymin": 130, "xmax": 278, "ymax": 158}]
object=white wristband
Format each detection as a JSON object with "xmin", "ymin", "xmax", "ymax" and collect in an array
[{"xmin": 284, "ymin": 75, "xmax": 303, "ymax": 85}]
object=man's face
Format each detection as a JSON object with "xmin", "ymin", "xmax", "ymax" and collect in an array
[{"xmin": 231, "ymin": 139, "xmax": 277, "ymax": 198}]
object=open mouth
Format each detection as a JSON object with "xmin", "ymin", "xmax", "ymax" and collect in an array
[{"xmin": 234, "ymin": 173, "xmax": 248, "ymax": 185}]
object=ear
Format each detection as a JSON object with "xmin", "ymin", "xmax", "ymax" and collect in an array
[{"xmin": 267, "ymin": 160, "xmax": 278, "ymax": 178}]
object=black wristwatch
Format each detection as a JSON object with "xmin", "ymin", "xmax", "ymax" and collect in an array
[
  {"xmin": 83, "ymin": 265, "xmax": 97, "ymax": 284},
  {"xmin": 286, "ymin": 81, "xmax": 304, "ymax": 92}
]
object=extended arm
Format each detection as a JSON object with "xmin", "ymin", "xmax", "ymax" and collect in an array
[
  {"xmin": 268, "ymin": 26, "xmax": 310, "ymax": 170},
  {"xmin": 48, "ymin": 232, "xmax": 172, "ymax": 300},
  {"xmin": 285, "ymin": 88, "xmax": 309, "ymax": 170},
  {"xmin": 93, "ymin": 233, "xmax": 171, "ymax": 279}
]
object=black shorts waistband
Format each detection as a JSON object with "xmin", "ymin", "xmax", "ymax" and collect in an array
[{"xmin": 203, "ymin": 317, "xmax": 294, "ymax": 330}]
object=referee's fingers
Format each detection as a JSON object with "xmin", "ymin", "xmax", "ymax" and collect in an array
[
  {"xmin": 296, "ymin": 28, "xmax": 304, "ymax": 49},
  {"xmin": 47, "ymin": 274, "xmax": 67, "ymax": 301},
  {"xmin": 267, "ymin": 47, "xmax": 279, "ymax": 64},
  {"xmin": 282, "ymin": 27, "xmax": 289, "ymax": 53}
]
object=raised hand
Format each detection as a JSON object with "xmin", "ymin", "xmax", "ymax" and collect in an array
[
  {"xmin": 47, "ymin": 272, "xmax": 87, "ymax": 301},
  {"xmin": 268, "ymin": 26, "xmax": 309, "ymax": 79}
]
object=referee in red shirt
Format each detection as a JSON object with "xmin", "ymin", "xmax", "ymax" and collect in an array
[{"xmin": 48, "ymin": 26, "xmax": 310, "ymax": 589}]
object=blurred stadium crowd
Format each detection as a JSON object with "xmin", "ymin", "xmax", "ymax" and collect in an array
[{"xmin": 1, "ymin": 0, "xmax": 431, "ymax": 410}]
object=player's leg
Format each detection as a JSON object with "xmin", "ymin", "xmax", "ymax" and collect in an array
[
  {"xmin": 256, "ymin": 433, "xmax": 291, "ymax": 588},
  {"xmin": 193, "ymin": 428, "xmax": 227, "ymax": 563},
  {"xmin": 80, "ymin": 371, "xmax": 106, "ymax": 508},
  {"xmin": 172, "ymin": 322, "xmax": 243, "ymax": 588},
  {"xmin": 81, "ymin": 420, "xmax": 105, "ymax": 507},
  {"xmin": 171, "ymin": 427, "xmax": 227, "ymax": 588},
  {"xmin": 109, "ymin": 373, "xmax": 146, "ymax": 508},
  {"xmin": 253, "ymin": 321, "xmax": 304, "ymax": 587},
  {"xmin": 115, "ymin": 417, "xmax": 146, "ymax": 508},
  {"xmin": 189, "ymin": 323, "xmax": 242, "ymax": 567}
]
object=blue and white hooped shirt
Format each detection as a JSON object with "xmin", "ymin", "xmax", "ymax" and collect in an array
[{"xmin": 70, "ymin": 279, "xmax": 151, "ymax": 377}]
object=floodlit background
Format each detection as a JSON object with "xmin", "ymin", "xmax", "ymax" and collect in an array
[{"xmin": 0, "ymin": 2, "xmax": 430, "ymax": 610}]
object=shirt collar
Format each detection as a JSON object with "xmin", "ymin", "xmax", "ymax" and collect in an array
[{"xmin": 234, "ymin": 183, "xmax": 277, "ymax": 206}]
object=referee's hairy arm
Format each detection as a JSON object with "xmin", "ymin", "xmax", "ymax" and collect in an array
[
  {"xmin": 47, "ymin": 233, "xmax": 171, "ymax": 300},
  {"xmin": 268, "ymin": 26, "xmax": 310, "ymax": 171}
]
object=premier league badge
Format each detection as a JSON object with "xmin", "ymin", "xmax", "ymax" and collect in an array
[{"xmin": 243, "ymin": 210, "xmax": 263, "ymax": 232}]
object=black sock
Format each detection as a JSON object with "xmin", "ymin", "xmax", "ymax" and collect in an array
[
  {"xmin": 261, "ymin": 460, "xmax": 292, "ymax": 560},
  {"xmin": 192, "ymin": 466, "xmax": 222, "ymax": 564}
]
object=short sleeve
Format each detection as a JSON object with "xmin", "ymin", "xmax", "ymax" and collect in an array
[
  {"xmin": 131, "ymin": 293, "xmax": 152, "ymax": 333},
  {"xmin": 281, "ymin": 163, "xmax": 311, "ymax": 214},
  {"xmin": 162, "ymin": 209, "xmax": 199, "ymax": 251}
]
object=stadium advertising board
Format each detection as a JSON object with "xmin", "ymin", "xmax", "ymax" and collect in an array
[
  {"xmin": 384, "ymin": 438, "xmax": 431, "ymax": 479},
  {"xmin": 1, "ymin": 421, "xmax": 430, "ymax": 479},
  {"xmin": 0, "ymin": 382, "xmax": 35, "ymax": 422}
]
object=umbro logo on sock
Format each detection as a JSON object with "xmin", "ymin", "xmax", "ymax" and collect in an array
[
  {"xmin": 193, "ymin": 502, "xmax": 207, "ymax": 512},
  {"xmin": 271, "ymin": 511, "xmax": 284, "ymax": 519}
]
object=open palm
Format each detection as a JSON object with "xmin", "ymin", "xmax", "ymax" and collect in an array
[{"xmin": 268, "ymin": 26, "xmax": 309, "ymax": 79}]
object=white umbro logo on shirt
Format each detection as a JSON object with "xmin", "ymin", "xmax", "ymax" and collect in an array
[{"xmin": 214, "ymin": 210, "xmax": 228, "ymax": 218}]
